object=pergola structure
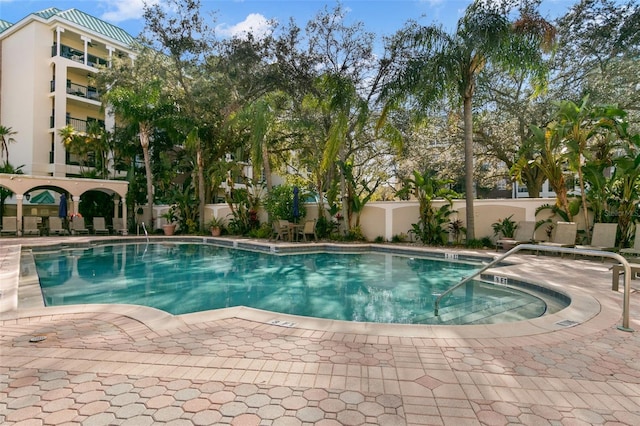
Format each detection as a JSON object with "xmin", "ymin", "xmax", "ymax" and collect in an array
[{"xmin": 0, "ymin": 174, "xmax": 128, "ymax": 236}]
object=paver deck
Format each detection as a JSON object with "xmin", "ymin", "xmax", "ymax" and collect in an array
[{"xmin": 2, "ymin": 236, "xmax": 640, "ymax": 425}]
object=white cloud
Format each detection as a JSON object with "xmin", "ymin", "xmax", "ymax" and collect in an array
[
  {"xmin": 100, "ymin": 0, "xmax": 158, "ymax": 23},
  {"xmin": 216, "ymin": 13, "xmax": 273, "ymax": 40}
]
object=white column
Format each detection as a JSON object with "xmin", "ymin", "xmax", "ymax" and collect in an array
[
  {"xmin": 72, "ymin": 195, "xmax": 81, "ymax": 217},
  {"xmin": 121, "ymin": 199, "xmax": 128, "ymax": 235},
  {"xmin": 80, "ymin": 36, "xmax": 91, "ymax": 66},
  {"xmin": 106, "ymin": 46, "xmax": 115, "ymax": 67},
  {"xmin": 56, "ymin": 27, "xmax": 64, "ymax": 56},
  {"xmin": 15, "ymin": 195, "xmax": 24, "ymax": 237}
]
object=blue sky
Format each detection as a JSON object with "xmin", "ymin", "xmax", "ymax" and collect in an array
[{"xmin": 1, "ymin": 0, "xmax": 581, "ymax": 41}]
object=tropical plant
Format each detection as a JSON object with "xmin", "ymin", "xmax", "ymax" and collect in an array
[
  {"xmin": 0, "ymin": 125, "xmax": 17, "ymax": 164},
  {"xmin": 518, "ymin": 124, "xmax": 574, "ymax": 220},
  {"xmin": 382, "ymin": 0, "xmax": 555, "ymax": 241},
  {"xmin": 448, "ymin": 219, "xmax": 466, "ymax": 245},
  {"xmin": 263, "ymin": 184, "xmax": 307, "ymax": 223},
  {"xmin": 398, "ymin": 170, "xmax": 459, "ymax": 245},
  {"xmin": 160, "ymin": 208, "xmax": 177, "ymax": 224},
  {"xmin": 555, "ymin": 96, "xmax": 628, "ymax": 239},
  {"xmin": 207, "ymin": 215, "xmax": 226, "ymax": 230},
  {"xmin": 491, "ymin": 215, "xmax": 517, "ymax": 239},
  {"xmin": 609, "ymin": 144, "xmax": 640, "ymax": 247},
  {"xmin": 0, "ymin": 162, "xmax": 24, "ymax": 217}
]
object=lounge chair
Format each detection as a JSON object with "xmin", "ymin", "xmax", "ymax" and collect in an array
[
  {"xmin": 112, "ymin": 218, "xmax": 127, "ymax": 235},
  {"xmin": 621, "ymin": 226, "xmax": 640, "ymax": 256},
  {"xmin": 297, "ymin": 219, "xmax": 317, "ymax": 242},
  {"xmin": 537, "ymin": 222, "xmax": 577, "ymax": 254},
  {"xmin": 611, "ymin": 263, "xmax": 640, "ymax": 291},
  {"xmin": 496, "ymin": 221, "xmax": 535, "ymax": 251},
  {"xmin": 575, "ymin": 223, "xmax": 617, "ymax": 251},
  {"xmin": 23, "ymin": 216, "xmax": 41, "ymax": 236},
  {"xmin": 48, "ymin": 216, "xmax": 68, "ymax": 235},
  {"xmin": 0, "ymin": 216, "xmax": 17, "ymax": 236},
  {"xmin": 93, "ymin": 217, "xmax": 110, "ymax": 235},
  {"xmin": 71, "ymin": 217, "xmax": 89, "ymax": 235},
  {"xmin": 272, "ymin": 220, "xmax": 290, "ymax": 241}
]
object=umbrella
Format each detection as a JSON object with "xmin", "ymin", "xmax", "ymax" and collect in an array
[
  {"xmin": 292, "ymin": 186, "xmax": 300, "ymax": 222},
  {"xmin": 58, "ymin": 193, "xmax": 68, "ymax": 218}
]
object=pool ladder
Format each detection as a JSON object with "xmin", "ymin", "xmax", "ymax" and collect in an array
[
  {"xmin": 434, "ymin": 244, "xmax": 634, "ymax": 332},
  {"xmin": 141, "ymin": 221, "xmax": 149, "ymax": 243}
]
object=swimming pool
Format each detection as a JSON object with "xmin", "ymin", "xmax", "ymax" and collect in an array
[{"xmin": 33, "ymin": 242, "xmax": 566, "ymax": 325}]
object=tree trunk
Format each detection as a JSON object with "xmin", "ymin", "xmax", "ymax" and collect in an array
[
  {"xmin": 262, "ymin": 142, "xmax": 272, "ymax": 191},
  {"xmin": 139, "ymin": 122, "xmax": 154, "ymax": 228},
  {"xmin": 197, "ymin": 147, "xmax": 205, "ymax": 232},
  {"xmin": 578, "ymin": 164, "xmax": 591, "ymax": 240},
  {"xmin": 463, "ymin": 95, "xmax": 475, "ymax": 241}
]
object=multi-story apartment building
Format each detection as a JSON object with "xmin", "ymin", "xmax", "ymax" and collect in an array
[
  {"xmin": 0, "ymin": 8, "xmax": 133, "ymax": 233},
  {"xmin": 0, "ymin": 7, "xmax": 135, "ymax": 177}
]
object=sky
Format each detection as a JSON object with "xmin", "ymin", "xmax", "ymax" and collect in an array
[{"xmin": 1, "ymin": 0, "xmax": 582, "ymax": 42}]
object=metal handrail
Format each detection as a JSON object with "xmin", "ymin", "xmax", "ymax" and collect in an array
[
  {"xmin": 141, "ymin": 221, "xmax": 149, "ymax": 243},
  {"xmin": 434, "ymin": 244, "xmax": 633, "ymax": 332}
]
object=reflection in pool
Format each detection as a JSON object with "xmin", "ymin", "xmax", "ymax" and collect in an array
[{"xmin": 34, "ymin": 243, "xmax": 565, "ymax": 325}]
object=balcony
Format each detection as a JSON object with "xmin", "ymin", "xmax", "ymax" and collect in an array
[
  {"xmin": 50, "ymin": 115, "xmax": 105, "ymax": 133},
  {"xmin": 50, "ymin": 80, "xmax": 101, "ymax": 101},
  {"xmin": 51, "ymin": 44, "xmax": 108, "ymax": 68}
]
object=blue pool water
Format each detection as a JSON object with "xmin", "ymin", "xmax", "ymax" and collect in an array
[{"xmin": 34, "ymin": 243, "xmax": 556, "ymax": 325}]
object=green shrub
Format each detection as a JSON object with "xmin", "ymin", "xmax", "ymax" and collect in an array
[
  {"xmin": 465, "ymin": 239, "xmax": 485, "ymax": 249},
  {"xmin": 374, "ymin": 236, "xmax": 385, "ymax": 243},
  {"xmin": 344, "ymin": 226, "xmax": 365, "ymax": 242},
  {"xmin": 316, "ymin": 216, "xmax": 337, "ymax": 239},
  {"xmin": 391, "ymin": 233, "xmax": 408, "ymax": 243},
  {"xmin": 248, "ymin": 223, "xmax": 273, "ymax": 239}
]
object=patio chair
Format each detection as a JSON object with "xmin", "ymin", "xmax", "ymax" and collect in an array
[
  {"xmin": 93, "ymin": 217, "xmax": 110, "ymax": 235},
  {"xmin": 621, "ymin": 226, "xmax": 640, "ymax": 256},
  {"xmin": 71, "ymin": 217, "xmax": 89, "ymax": 235},
  {"xmin": 297, "ymin": 219, "xmax": 317, "ymax": 242},
  {"xmin": 272, "ymin": 220, "xmax": 290, "ymax": 241},
  {"xmin": 610, "ymin": 262, "xmax": 640, "ymax": 291},
  {"xmin": 112, "ymin": 218, "xmax": 127, "ymax": 235},
  {"xmin": 575, "ymin": 223, "xmax": 617, "ymax": 251},
  {"xmin": 495, "ymin": 221, "xmax": 535, "ymax": 251},
  {"xmin": 23, "ymin": 216, "xmax": 41, "ymax": 236},
  {"xmin": 537, "ymin": 222, "xmax": 577, "ymax": 255},
  {"xmin": 0, "ymin": 216, "xmax": 17, "ymax": 236},
  {"xmin": 48, "ymin": 216, "xmax": 69, "ymax": 235}
]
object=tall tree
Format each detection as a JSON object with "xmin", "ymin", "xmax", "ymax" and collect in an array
[
  {"xmin": 553, "ymin": 0, "xmax": 640, "ymax": 111},
  {"xmin": 99, "ymin": 49, "xmax": 174, "ymax": 227},
  {"xmin": 142, "ymin": 0, "xmax": 215, "ymax": 232},
  {"xmin": 382, "ymin": 0, "xmax": 555, "ymax": 240},
  {"xmin": 273, "ymin": 4, "xmax": 396, "ymax": 226}
]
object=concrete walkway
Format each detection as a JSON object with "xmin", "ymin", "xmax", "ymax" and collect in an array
[{"xmin": 2, "ymin": 236, "xmax": 640, "ymax": 425}]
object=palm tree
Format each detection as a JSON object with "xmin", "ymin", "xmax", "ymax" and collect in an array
[
  {"xmin": 382, "ymin": 1, "xmax": 555, "ymax": 240},
  {"xmin": 104, "ymin": 79, "xmax": 172, "ymax": 227},
  {"xmin": 0, "ymin": 162, "xmax": 24, "ymax": 220},
  {"xmin": 0, "ymin": 125, "xmax": 17, "ymax": 164}
]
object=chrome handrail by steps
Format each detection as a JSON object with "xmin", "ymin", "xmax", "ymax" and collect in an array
[{"xmin": 434, "ymin": 244, "xmax": 633, "ymax": 332}]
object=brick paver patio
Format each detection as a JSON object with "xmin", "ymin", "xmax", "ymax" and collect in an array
[{"xmin": 2, "ymin": 236, "xmax": 640, "ymax": 425}]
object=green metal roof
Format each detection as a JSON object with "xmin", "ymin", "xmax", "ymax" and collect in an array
[
  {"xmin": 0, "ymin": 20, "xmax": 13, "ymax": 34},
  {"xmin": 3, "ymin": 7, "xmax": 135, "ymax": 46}
]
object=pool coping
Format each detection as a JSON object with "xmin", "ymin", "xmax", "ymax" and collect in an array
[{"xmin": 1, "ymin": 235, "xmax": 620, "ymax": 341}]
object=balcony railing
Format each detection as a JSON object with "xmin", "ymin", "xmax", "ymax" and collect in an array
[
  {"xmin": 50, "ymin": 115, "xmax": 105, "ymax": 133},
  {"xmin": 51, "ymin": 44, "xmax": 108, "ymax": 68},
  {"xmin": 50, "ymin": 80, "xmax": 101, "ymax": 101}
]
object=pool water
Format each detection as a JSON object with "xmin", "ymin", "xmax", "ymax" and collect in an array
[{"xmin": 34, "ymin": 243, "xmax": 555, "ymax": 325}]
